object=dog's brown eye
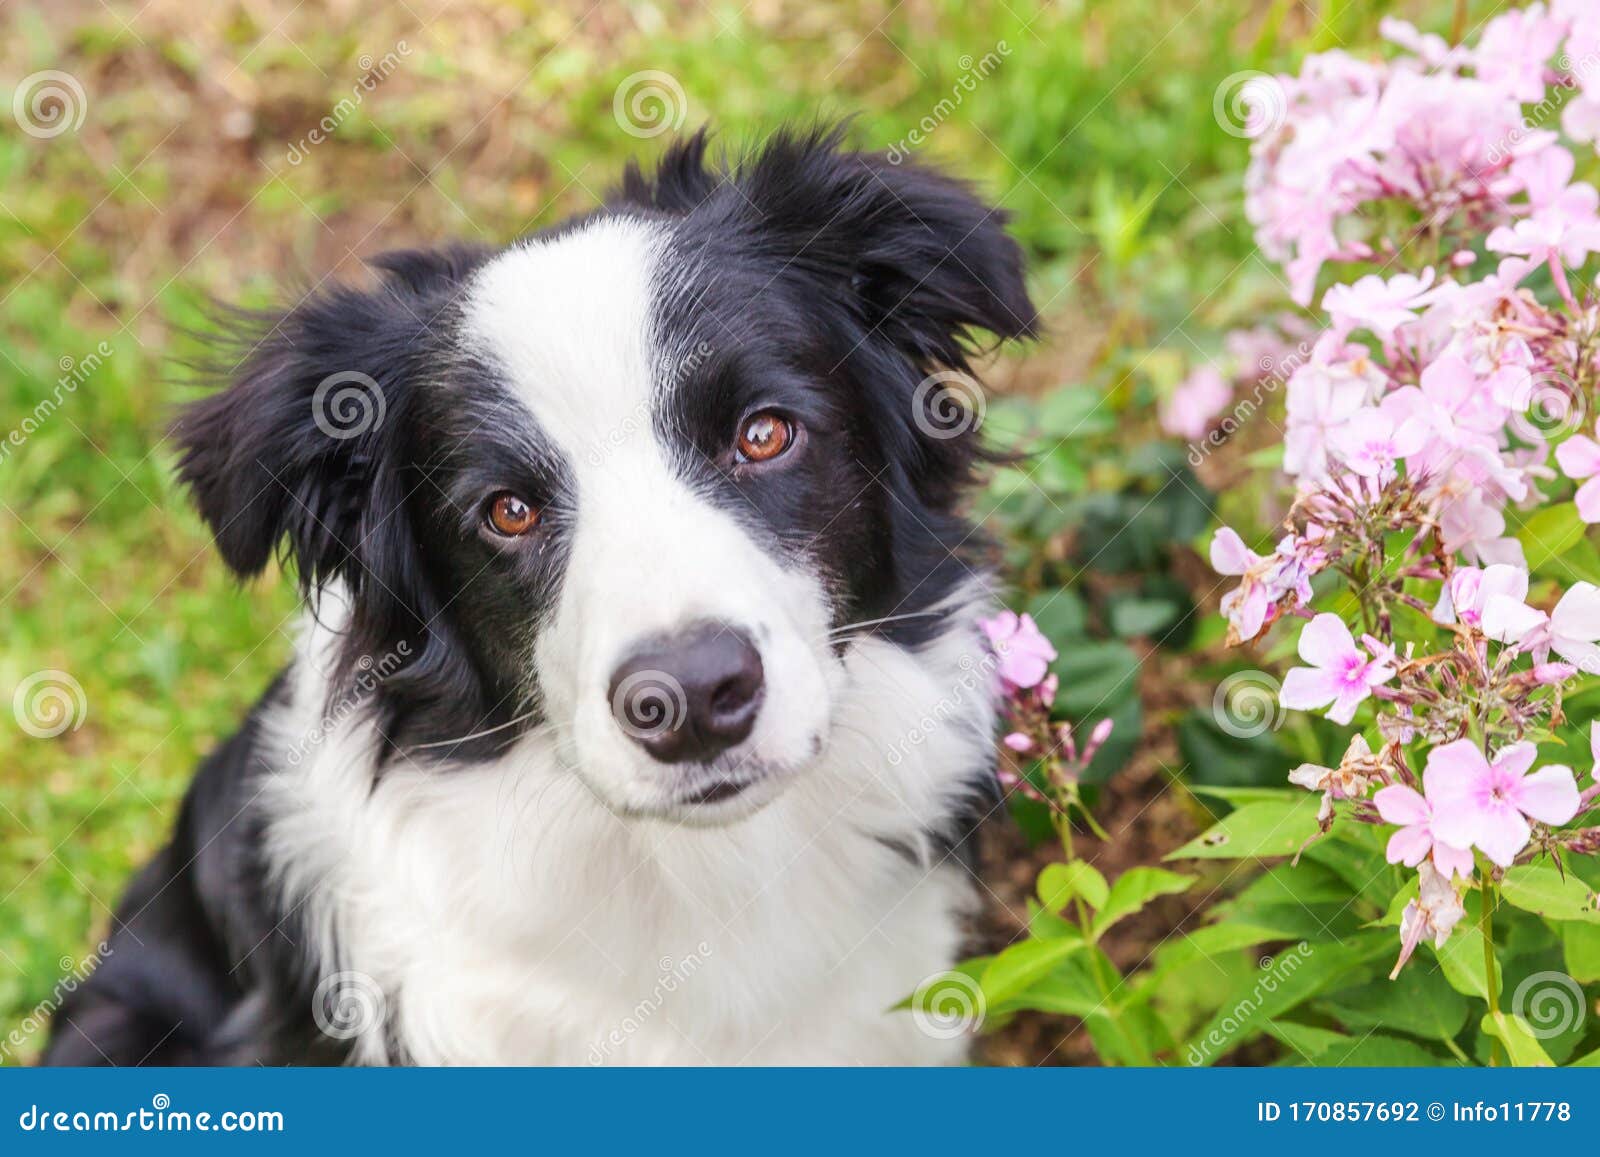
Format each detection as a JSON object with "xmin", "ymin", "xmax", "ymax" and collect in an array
[
  {"xmin": 486, "ymin": 493, "xmax": 540, "ymax": 537},
  {"xmin": 736, "ymin": 412, "xmax": 793, "ymax": 464}
]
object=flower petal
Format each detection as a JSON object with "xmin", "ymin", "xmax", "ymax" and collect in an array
[
  {"xmin": 1482, "ymin": 595, "xmax": 1547, "ymax": 643},
  {"xmin": 1374, "ymin": 784, "xmax": 1429, "ymax": 826},
  {"xmin": 1385, "ymin": 824, "xmax": 1432, "ymax": 867},
  {"xmin": 1279, "ymin": 667, "xmax": 1340, "ymax": 711},
  {"xmin": 1556, "ymin": 434, "xmax": 1600, "ymax": 480},
  {"xmin": 1552, "ymin": 582, "xmax": 1600, "ymax": 641},
  {"xmin": 1492, "ymin": 741, "xmax": 1538, "ymax": 779},
  {"xmin": 1431, "ymin": 842, "xmax": 1476, "ymax": 881},
  {"xmin": 1297, "ymin": 613, "xmax": 1356, "ymax": 668},
  {"xmin": 1474, "ymin": 802, "xmax": 1532, "ymax": 868},
  {"xmin": 1423, "ymin": 738, "xmax": 1489, "ymax": 800},
  {"xmin": 1478, "ymin": 564, "xmax": 1529, "ymax": 606},
  {"xmin": 1209, "ymin": 527, "xmax": 1256, "ymax": 575},
  {"xmin": 1429, "ymin": 798, "xmax": 1482, "ymax": 854},
  {"xmin": 1509, "ymin": 764, "xmax": 1581, "ymax": 826},
  {"xmin": 1577, "ymin": 476, "xmax": 1600, "ymax": 524}
]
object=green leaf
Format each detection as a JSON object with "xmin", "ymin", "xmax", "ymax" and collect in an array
[
  {"xmin": 1431, "ymin": 912, "xmax": 1501, "ymax": 1003},
  {"xmin": 1517, "ymin": 504, "xmax": 1589, "ymax": 574},
  {"xmin": 1052, "ymin": 641, "xmax": 1140, "ymax": 716},
  {"xmin": 1023, "ymin": 588, "xmax": 1087, "ymax": 646},
  {"xmin": 1376, "ymin": 876, "xmax": 1419, "ymax": 927},
  {"xmin": 1108, "ymin": 596, "xmax": 1180, "ymax": 639},
  {"xmin": 1501, "ymin": 864, "xmax": 1600, "ymax": 925},
  {"xmin": 1165, "ymin": 795, "xmax": 1321, "ymax": 861},
  {"xmin": 978, "ymin": 934, "xmax": 1088, "ymax": 1007},
  {"xmin": 1307, "ymin": 1032, "xmax": 1447, "ymax": 1067},
  {"xmin": 1035, "ymin": 385, "xmax": 1115, "ymax": 439},
  {"xmin": 1316, "ymin": 968, "xmax": 1469, "ymax": 1041},
  {"xmin": 1188, "ymin": 784, "xmax": 1303, "ymax": 806},
  {"xmin": 1037, "ymin": 860, "xmax": 1109, "ymax": 912},
  {"xmin": 1151, "ymin": 922, "xmax": 1306, "ymax": 973},
  {"xmin": 1179, "ymin": 935, "xmax": 1390, "ymax": 1065},
  {"xmin": 1176, "ymin": 711, "xmax": 1295, "ymax": 789},
  {"xmin": 891, "ymin": 956, "xmax": 987, "ymax": 1012},
  {"xmin": 1091, "ymin": 867, "xmax": 1195, "ymax": 940},
  {"xmin": 1263, "ymin": 1020, "xmax": 1349, "ymax": 1060},
  {"xmin": 993, "ymin": 955, "xmax": 1104, "ymax": 1018},
  {"xmin": 1563, "ymin": 922, "xmax": 1600, "ymax": 982},
  {"xmin": 1482, "ymin": 1012, "xmax": 1556, "ymax": 1067}
]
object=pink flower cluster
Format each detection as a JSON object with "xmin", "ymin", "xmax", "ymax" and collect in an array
[
  {"xmin": 1203, "ymin": 5, "xmax": 1600, "ymax": 978},
  {"xmin": 977, "ymin": 611, "xmax": 1113, "ymax": 806},
  {"xmin": 1245, "ymin": 3, "xmax": 1600, "ymax": 305}
]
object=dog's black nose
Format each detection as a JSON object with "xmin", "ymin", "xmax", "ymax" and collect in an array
[{"xmin": 608, "ymin": 622, "xmax": 765, "ymax": 763}]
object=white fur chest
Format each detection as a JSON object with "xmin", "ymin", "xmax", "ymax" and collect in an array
[{"xmin": 261, "ymin": 611, "xmax": 996, "ymax": 1066}]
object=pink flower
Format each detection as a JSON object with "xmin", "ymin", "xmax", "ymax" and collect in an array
[
  {"xmin": 1432, "ymin": 564, "xmax": 1529, "ymax": 630},
  {"xmin": 1438, "ymin": 491, "xmax": 1525, "ymax": 568},
  {"xmin": 1283, "ymin": 352, "xmax": 1380, "ymax": 479},
  {"xmin": 979, "ymin": 611, "xmax": 1057, "ymax": 691},
  {"xmin": 1472, "ymin": 4, "xmax": 1567, "ymax": 103},
  {"xmin": 1210, "ymin": 526, "xmax": 1261, "ymax": 576},
  {"xmin": 1330, "ymin": 407, "xmax": 1428, "ymax": 478},
  {"xmin": 1321, "ymin": 270, "xmax": 1436, "ymax": 340},
  {"xmin": 1391, "ymin": 862, "xmax": 1467, "ymax": 979},
  {"xmin": 1211, "ymin": 527, "xmax": 1271, "ymax": 643},
  {"xmin": 1493, "ymin": 582, "xmax": 1600, "ymax": 672},
  {"xmin": 1159, "ymin": 366, "xmax": 1233, "ymax": 441},
  {"xmin": 1555, "ymin": 430, "xmax": 1600, "ymax": 522},
  {"xmin": 1373, "ymin": 782, "xmax": 1475, "ymax": 881},
  {"xmin": 1002, "ymin": 731, "xmax": 1033, "ymax": 753},
  {"xmin": 1426, "ymin": 739, "xmax": 1581, "ymax": 868},
  {"xmin": 1278, "ymin": 614, "xmax": 1396, "ymax": 725}
]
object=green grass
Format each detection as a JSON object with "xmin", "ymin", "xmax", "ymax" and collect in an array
[{"xmin": 0, "ymin": 0, "xmax": 1444, "ymax": 1062}]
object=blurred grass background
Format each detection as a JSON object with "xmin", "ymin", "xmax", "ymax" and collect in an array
[{"xmin": 0, "ymin": 0, "xmax": 1443, "ymax": 1063}]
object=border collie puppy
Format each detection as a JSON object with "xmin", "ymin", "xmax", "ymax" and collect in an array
[{"xmin": 42, "ymin": 127, "xmax": 1036, "ymax": 1066}]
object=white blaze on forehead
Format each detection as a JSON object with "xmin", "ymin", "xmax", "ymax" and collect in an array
[{"xmin": 461, "ymin": 215, "xmax": 668, "ymax": 465}]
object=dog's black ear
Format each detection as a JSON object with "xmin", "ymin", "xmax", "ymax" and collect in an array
[
  {"xmin": 174, "ymin": 249, "xmax": 480, "ymax": 587},
  {"xmin": 735, "ymin": 125, "xmax": 1037, "ymax": 364}
]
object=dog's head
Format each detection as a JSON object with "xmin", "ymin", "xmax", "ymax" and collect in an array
[{"xmin": 177, "ymin": 127, "xmax": 1035, "ymax": 823}]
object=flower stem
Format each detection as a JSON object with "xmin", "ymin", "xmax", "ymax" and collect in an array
[
  {"xmin": 1481, "ymin": 875, "xmax": 1502, "ymax": 1067},
  {"xmin": 1055, "ymin": 814, "xmax": 1153, "ymax": 1067}
]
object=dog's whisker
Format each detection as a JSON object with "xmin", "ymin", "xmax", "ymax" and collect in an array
[
  {"xmin": 826, "ymin": 610, "xmax": 943, "ymax": 638},
  {"xmin": 404, "ymin": 709, "xmax": 539, "ymax": 751}
]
